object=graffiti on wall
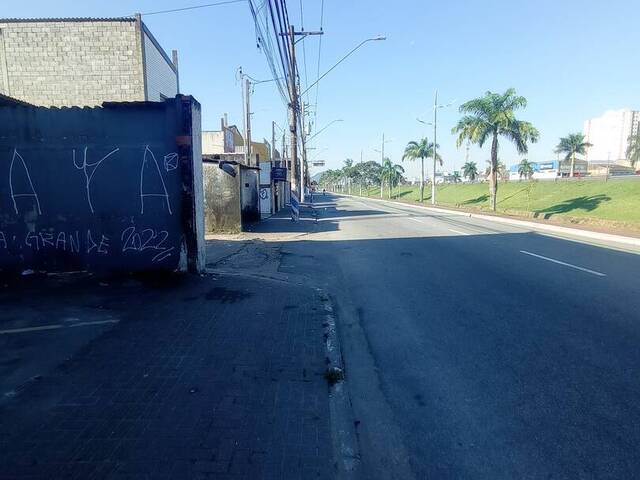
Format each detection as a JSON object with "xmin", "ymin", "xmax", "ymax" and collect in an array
[{"xmin": 1, "ymin": 144, "xmax": 182, "ymax": 272}]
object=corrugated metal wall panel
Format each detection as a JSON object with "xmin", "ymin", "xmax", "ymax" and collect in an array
[{"xmin": 143, "ymin": 31, "xmax": 177, "ymax": 101}]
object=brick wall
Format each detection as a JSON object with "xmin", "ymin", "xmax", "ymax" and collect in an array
[{"xmin": 0, "ymin": 19, "xmax": 145, "ymax": 107}]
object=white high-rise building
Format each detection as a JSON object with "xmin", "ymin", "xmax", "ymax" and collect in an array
[{"xmin": 583, "ymin": 109, "xmax": 639, "ymax": 166}]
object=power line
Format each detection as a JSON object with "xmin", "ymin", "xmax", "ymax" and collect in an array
[
  {"xmin": 299, "ymin": 0, "xmax": 310, "ymax": 107},
  {"xmin": 313, "ymin": 0, "xmax": 324, "ymax": 131},
  {"xmin": 138, "ymin": 0, "xmax": 246, "ymax": 17},
  {"xmin": 248, "ymin": 0, "xmax": 289, "ymax": 104}
]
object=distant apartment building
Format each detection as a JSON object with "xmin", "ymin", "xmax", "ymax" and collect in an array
[
  {"xmin": 0, "ymin": 16, "xmax": 178, "ymax": 107},
  {"xmin": 583, "ymin": 109, "xmax": 640, "ymax": 166}
]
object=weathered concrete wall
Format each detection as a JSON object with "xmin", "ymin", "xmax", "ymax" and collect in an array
[
  {"xmin": 203, "ymin": 162, "xmax": 241, "ymax": 234},
  {"xmin": 0, "ymin": 96, "xmax": 202, "ymax": 274},
  {"xmin": 241, "ymin": 168, "xmax": 260, "ymax": 225}
]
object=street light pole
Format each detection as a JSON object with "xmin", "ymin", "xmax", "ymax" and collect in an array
[
  {"xmin": 418, "ymin": 92, "xmax": 455, "ymax": 204},
  {"xmin": 432, "ymin": 90, "xmax": 438, "ymax": 205}
]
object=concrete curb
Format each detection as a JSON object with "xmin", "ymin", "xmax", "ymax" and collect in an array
[
  {"xmin": 337, "ymin": 193, "xmax": 640, "ymax": 248},
  {"xmin": 317, "ymin": 288, "xmax": 362, "ymax": 480},
  {"xmin": 206, "ymin": 267, "xmax": 362, "ymax": 478}
]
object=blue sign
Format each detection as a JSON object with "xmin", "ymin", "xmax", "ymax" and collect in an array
[{"xmin": 271, "ymin": 167, "xmax": 288, "ymax": 182}]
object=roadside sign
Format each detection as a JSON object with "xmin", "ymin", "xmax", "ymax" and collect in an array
[
  {"xmin": 271, "ymin": 167, "xmax": 287, "ymax": 182},
  {"xmin": 290, "ymin": 192, "xmax": 299, "ymax": 221}
]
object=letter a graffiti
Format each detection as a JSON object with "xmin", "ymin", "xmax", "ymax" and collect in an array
[{"xmin": 10, "ymin": 149, "xmax": 42, "ymax": 215}]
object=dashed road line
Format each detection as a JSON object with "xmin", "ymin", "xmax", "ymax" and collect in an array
[
  {"xmin": 520, "ymin": 250, "xmax": 606, "ymax": 277},
  {"xmin": 0, "ymin": 319, "xmax": 119, "ymax": 335}
]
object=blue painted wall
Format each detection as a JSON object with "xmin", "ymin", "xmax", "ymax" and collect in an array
[{"xmin": 0, "ymin": 100, "xmax": 188, "ymax": 273}]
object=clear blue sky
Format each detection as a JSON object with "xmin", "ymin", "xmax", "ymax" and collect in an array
[{"xmin": 5, "ymin": 1, "xmax": 639, "ymax": 178}]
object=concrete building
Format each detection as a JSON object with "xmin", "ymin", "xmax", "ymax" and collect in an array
[
  {"xmin": 508, "ymin": 160, "xmax": 588, "ymax": 180},
  {"xmin": 202, "ymin": 117, "xmax": 268, "ymax": 167},
  {"xmin": 584, "ymin": 109, "xmax": 640, "ymax": 166},
  {"xmin": 0, "ymin": 16, "xmax": 178, "ymax": 106}
]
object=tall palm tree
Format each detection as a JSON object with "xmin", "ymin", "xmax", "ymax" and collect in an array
[
  {"xmin": 380, "ymin": 158, "xmax": 404, "ymax": 199},
  {"xmin": 627, "ymin": 132, "xmax": 640, "ymax": 169},
  {"xmin": 402, "ymin": 138, "xmax": 441, "ymax": 203},
  {"xmin": 452, "ymin": 88, "xmax": 539, "ymax": 211},
  {"xmin": 518, "ymin": 158, "xmax": 534, "ymax": 180},
  {"xmin": 555, "ymin": 133, "xmax": 592, "ymax": 178},
  {"xmin": 462, "ymin": 161, "xmax": 478, "ymax": 182}
]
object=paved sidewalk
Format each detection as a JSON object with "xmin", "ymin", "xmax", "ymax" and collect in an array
[{"xmin": 0, "ymin": 270, "xmax": 332, "ymax": 478}]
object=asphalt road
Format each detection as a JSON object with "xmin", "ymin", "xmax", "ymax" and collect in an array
[{"xmin": 283, "ymin": 193, "xmax": 640, "ymax": 479}]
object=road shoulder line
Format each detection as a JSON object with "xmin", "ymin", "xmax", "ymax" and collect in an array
[{"xmin": 337, "ymin": 193, "xmax": 640, "ymax": 248}]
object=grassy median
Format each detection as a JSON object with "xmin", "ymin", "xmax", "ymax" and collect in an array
[{"xmin": 349, "ymin": 178, "xmax": 640, "ymax": 231}]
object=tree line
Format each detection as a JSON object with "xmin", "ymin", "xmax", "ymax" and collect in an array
[{"xmin": 319, "ymin": 88, "xmax": 640, "ymax": 211}]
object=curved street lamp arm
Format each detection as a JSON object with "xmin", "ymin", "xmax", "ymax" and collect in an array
[
  {"xmin": 299, "ymin": 36, "xmax": 386, "ymax": 98},
  {"xmin": 307, "ymin": 119, "xmax": 344, "ymax": 142}
]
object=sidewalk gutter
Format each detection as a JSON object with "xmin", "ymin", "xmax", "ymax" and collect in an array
[
  {"xmin": 317, "ymin": 287, "xmax": 362, "ymax": 480},
  {"xmin": 338, "ymin": 193, "xmax": 640, "ymax": 248}
]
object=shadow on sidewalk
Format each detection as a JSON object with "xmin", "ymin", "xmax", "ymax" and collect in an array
[{"xmin": 0, "ymin": 268, "xmax": 333, "ymax": 478}]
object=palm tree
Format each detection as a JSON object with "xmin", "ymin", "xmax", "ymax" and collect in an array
[
  {"xmin": 452, "ymin": 88, "xmax": 539, "ymax": 211},
  {"xmin": 518, "ymin": 158, "xmax": 534, "ymax": 180},
  {"xmin": 627, "ymin": 132, "xmax": 640, "ymax": 169},
  {"xmin": 402, "ymin": 138, "xmax": 441, "ymax": 203},
  {"xmin": 462, "ymin": 161, "xmax": 478, "ymax": 182},
  {"xmin": 555, "ymin": 133, "xmax": 592, "ymax": 178},
  {"xmin": 380, "ymin": 158, "xmax": 404, "ymax": 199},
  {"xmin": 451, "ymin": 171, "xmax": 461, "ymax": 183}
]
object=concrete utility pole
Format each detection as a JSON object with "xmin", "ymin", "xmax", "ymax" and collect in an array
[
  {"xmin": 241, "ymin": 70, "xmax": 248, "ymax": 166},
  {"xmin": 281, "ymin": 26, "xmax": 324, "ymax": 198},
  {"xmin": 272, "ymin": 121, "xmax": 277, "ymax": 163},
  {"xmin": 245, "ymin": 78, "xmax": 252, "ymax": 166},
  {"xmin": 300, "ymin": 100, "xmax": 307, "ymax": 202},
  {"xmin": 287, "ymin": 25, "xmax": 300, "ymax": 196},
  {"xmin": 432, "ymin": 89, "xmax": 438, "ymax": 205},
  {"xmin": 282, "ymin": 133, "xmax": 286, "ymax": 168}
]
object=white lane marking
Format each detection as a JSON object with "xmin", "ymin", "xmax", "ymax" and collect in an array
[
  {"xmin": 68, "ymin": 320, "xmax": 120, "ymax": 328},
  {"xmin": 0, "ymin": 324, "xmax": 62, "ymax": 334},
  {"xmin": 408, "ymin": 217, "xmax": 424, "ymax": 224},
  {"xmin": 519, "ymin": 250, "xmax": 606, "ymax": 277},
  {"xmin": 0, "ymin": 319, "xmax": 119, "ymax": 335},
  {"xmin": 447, "ymin": 228, "xmax": 470, "ymax": 236}
]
